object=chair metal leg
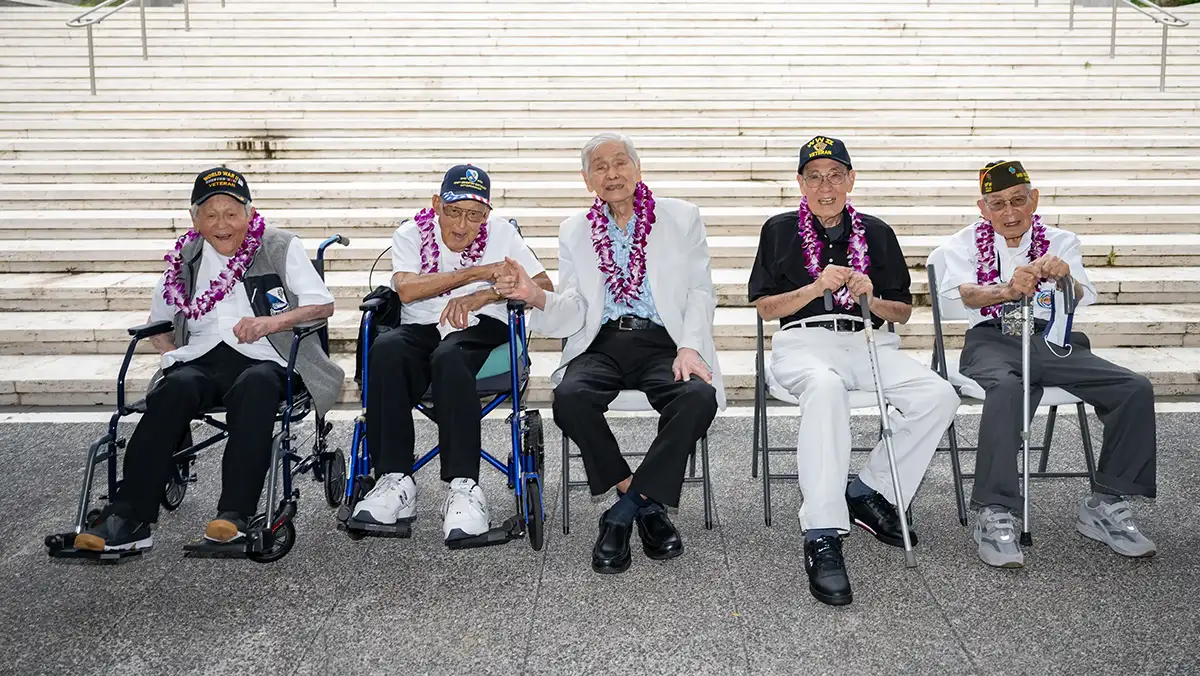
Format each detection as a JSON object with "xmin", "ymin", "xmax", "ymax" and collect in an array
[
  {"xmin": 1039, "ymin": 405, "xmax": 1058, "ymax": 473},
  {"xmin": 1076, "ymin": 402, "xmax": 1099, "ymax": 480},
  {"xmin": 761, "ymin": 392, "xmax": 773, "ymax": 527},
  {"xmin": 689, "ymin": 448, "xmax": 696, "ymax": 478},
  {"xmin": 751, "ymin": 385, "xmax": 761, "ymax": 478},
  {"xmin": 561, "ymin": 433, "xmax": 571, "ymax": 535},
  {"xmin": 946, "ymin": 421, "xmax": 969, "ymax": 527},
  {"xmin": 700, "ymin": 436, "xmax": 713, "ymax": 530}
]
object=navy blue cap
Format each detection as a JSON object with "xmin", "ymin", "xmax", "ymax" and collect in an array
[
  {"xmin": 798, "ymin": 136, "xmax": 853, "ymax": 174},
  {"xmin": 439, "ymin": 164, "xmax": 491, "ymax": 207},
  {"xmin": 191, "ymin": 167, "xmax": 251, "ymax": 206}
]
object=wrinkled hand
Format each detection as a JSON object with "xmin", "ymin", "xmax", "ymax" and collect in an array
[
  {"xmin": 494, "ymin": 257, "xmax": 543, "ymax": 305},
  {"xmin": 814, "ymin": 264, "xmax": 853, "ymax": 294},
  {"xmin": 1008, "ymin": 265, "xmax": 1040, "ymax": 299},
  {"xmin": 474, "ymin": 261, "xmax": 508, "ymax": 283},
  {"xmin": 233, "ymin": 316, "xmax": 277, "ymax": 344},
  {"xmin": 672, "ymin": 348, "xmax": 712, "ymax": 384},
  {"xmin": 846, "ymin": 271, "xmax": 873, "ymax": 299},
  {"xmin": 1032, "ymin": 254, "xmax": 1070, "ymax": 281},
  {"xmin": 439, "ymin": 292, "xmax": 489, "ymax": 330}
]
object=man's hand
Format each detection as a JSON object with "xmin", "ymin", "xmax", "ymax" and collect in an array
[
  {"xmin": 672, "ymin": 347, "xmax": 712, "ymax": 384},
  {"xmin": 233, "ymin": 316, "xmax": 278, "ymax": 344},
  {"xmin": 472, "ymin": 261, "xmax": 508, "ymax": 283},
  {"xmin": 495, "ymin": 257, "xmax": 546, "ymax": 308},
  {"xmin": 814, "ymin": 264, "xmax": 853, "ymax": 294},
  {"xmin": 1032, "ymin": 254, "xmax": 1070, "ymax": 281},
  {"xmin": 1007, "ymin": 265, "xmax": 1040, "ymax": 298},
  {"xmin": 846, "ymin": 271, "xmax": 873, "ymax": 300},
  {"xmin": 439, "ymin": 291, "xmax": 491, "ymax": 330}
]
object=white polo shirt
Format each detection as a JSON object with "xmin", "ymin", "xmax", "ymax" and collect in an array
[
  {"xmin": 390, "ymin": 214, "xmax": 545, "ymax": 329},
  {"xmin": 150, "ymin": 237, "xmax": 335, "ymax": 368},
  {"xmin": 937, "ymin": 222, "xmax": 1098, "ymax": 328}
]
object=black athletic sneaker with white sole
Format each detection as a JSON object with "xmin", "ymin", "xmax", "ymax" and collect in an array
[{"xmin": 75, "ymin": 513, "xmax": 153, "ymax": 552}]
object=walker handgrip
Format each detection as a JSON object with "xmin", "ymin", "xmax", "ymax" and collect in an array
[{"xmin": 823, "ymin": 289, "xmax": 833, "ymax": 312}]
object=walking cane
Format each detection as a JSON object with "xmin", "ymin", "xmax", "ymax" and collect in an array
[
  {"xmin": 1020, "ymin": 294, "xmax": 1033, "ymax": 547},
  {"xmin": 827, "ymin": 289, "xmax": 917, "ymax": 567}
]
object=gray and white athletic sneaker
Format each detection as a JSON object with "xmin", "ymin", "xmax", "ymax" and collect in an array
[
  {"xmin": 1075, "ymin": 497, "xmax": 1157, "ymax": 558},
  {"xmin": 974, "ymin": 506, "xmax": 1024, "ymax": 569}
]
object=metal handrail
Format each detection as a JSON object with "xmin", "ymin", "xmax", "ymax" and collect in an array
[
  {"xmin": 66, "ymin": 0, "xmax": 194, "ymax": 95},
  {"xmin": 1069, "ymin": 0, "xmax": 1190, "ymax": 91}
]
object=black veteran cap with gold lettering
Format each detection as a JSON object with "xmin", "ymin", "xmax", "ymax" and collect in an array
[
  {"xmin": 979, "ymin": 160, "xmax": 1031, "ymax": 195},
  {"xmin": 798, "ymin": 135, "xmax": 852, "ymax": 174},
  {"xmin": 191, "ymin": 167, "xmax": 252, "ymax": 206},
  {"xmin": 439, "ymin": 164, "xmax": 491, "ymax": 207}
]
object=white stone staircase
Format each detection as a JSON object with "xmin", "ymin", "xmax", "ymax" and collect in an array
[{"xmin": 1, "ymin": 0, "xmax": 1198, "ymax": 407}]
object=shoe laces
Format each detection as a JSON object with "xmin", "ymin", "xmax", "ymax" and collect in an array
[
  {"xmin": 371, "ymin": 473, "xmax": 406, "ymax": 501},
  {"xmin": 447, "ymin": 480, "xmax": 484, "ymax": 513},
  {"xmin": 863, "ymin": 492, "xmax": 900, "ymax": 527},
  {"xmin": 808, "ymin": 536, "xmax": 844, "ymax": 571}
]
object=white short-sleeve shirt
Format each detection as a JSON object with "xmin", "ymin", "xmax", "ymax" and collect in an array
[
  {"xmin": 390, "ymin": 213, "xmax": 546, "ymax": 329},
  {"xmin": 937, "ymin": 222, "xmax": 1098, "ymax": 328},
  {"xmin": 150, "ymin": 237, "xmax": 335, "ymax": 368}
]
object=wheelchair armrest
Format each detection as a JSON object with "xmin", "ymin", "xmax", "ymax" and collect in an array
[
  {"xmin": 292, "ymin": 320, "xmax": 327, "ymax": 341},
  {"xmin": 128, "ymin": 320, "xmax": 173, "ymax": 339},
  {"xmin": 359, "ymin": 297, "xmax": 386, "ymax": 313}
]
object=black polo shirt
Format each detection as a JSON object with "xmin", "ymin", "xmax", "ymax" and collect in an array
[{"xmin": 747, "ymin": 208, "xmax": 911, "ymax": 329}]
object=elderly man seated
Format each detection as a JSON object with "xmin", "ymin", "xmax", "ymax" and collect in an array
[
  {"xmin": 496, "ymin": 132, "xmax": 723, "ymax": 575},
  {"xmin": 749, "ymin": 136, "xmax": 959, "ymax": 606},
  {"xmin": 350, "ymin": 165, "xmax": 553, "ymax": 544},
  {"xmin": 937, "ymin": 160, "xmax": 1157, "ymax": 569},
  {"xmin": 77, "ymin": 167, "xmax": 343, "ymax": 552}
]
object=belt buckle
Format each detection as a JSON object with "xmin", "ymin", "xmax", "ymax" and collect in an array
[{"xmin": 617, "ymin": 316, "xmax": 635, "ymax": 331}]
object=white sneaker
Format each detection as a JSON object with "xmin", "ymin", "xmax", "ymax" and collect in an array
[
  {"xmin": 441, "ymin": 478, "xmax": 490, "ymax": 542},
  {"xmin": 351, "ymin": 472, "xmax": 416, "ymax": 525}
]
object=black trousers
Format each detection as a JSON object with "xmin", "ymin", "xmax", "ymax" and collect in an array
[
  {"xmin": 960, "ymin": 326, "xmax": 1157, "ymax": 511},
  {"xmin": 366, "ymin": 316, "xmax": 509, "ymax": 482},
  {"xmin": 553, "ymin": 325, "xmax": 718, "ymax": 507},
  {"xmin": 113, "ymin": 342, "xmax": 289, "ymax": 523}
]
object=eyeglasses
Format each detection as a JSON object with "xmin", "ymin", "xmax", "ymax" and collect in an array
[
  {"xmin": 802, "ymin": 171, "xmax": 849, "ymax": 188},
  {"xmin": 442, "ymin": 204, "xmax": 489, "ymax": 224},
  {"xmin": 984, "ymin": 194, "xmax": 1032, "ymax": 212}
]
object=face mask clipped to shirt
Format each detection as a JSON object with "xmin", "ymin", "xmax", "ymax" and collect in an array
[{"xmin": 1042, "ymin": 279, "xmax": 1078, "ymax": 354}]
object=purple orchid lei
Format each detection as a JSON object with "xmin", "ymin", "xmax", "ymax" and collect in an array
[
  {"xmin": 161, "ymin": 211, "xmax": 266, "ymax": 320},
  {"xmin": 587, "ymin": 181, "xmax": 656, "ymax": 306},
  {"xmin": 414, "ymin": 207, "xmax": 489, "ymax": 297},
  {"xmin": 974, "ymin": 214, "xmax": 1049, "ymax": 318},
  {"xmin": 796, "ymin": 196, "xmax": 870, "ymax": 310}
]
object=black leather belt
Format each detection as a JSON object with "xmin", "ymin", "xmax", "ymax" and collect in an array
[
  {"xmin": 785, "ymin": 317, "xmax": 864, "ymax": 333},
  {"xmin": 603, "ymin": 315, "xmax": 657, "ymax": 331},
  {"xmin": 979, "ymin": 318, "xmax": 1050, "ymax": 332}
]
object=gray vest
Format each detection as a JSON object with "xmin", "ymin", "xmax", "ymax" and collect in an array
[{"xmin": 171, "ymin": 227, "xmax": 344, "ymax": 416}]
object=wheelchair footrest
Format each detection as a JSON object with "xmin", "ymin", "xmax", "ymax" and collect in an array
[
  {"xmin": 339, "ymin": 517, "xmax": 413, "ymax": 538},
  {"xmin": 445, "ymin": 515, "xmax": 524, "ymax": 550},
  {"xmin": 182, "ymin": 530, "xmax": 271, "ymax": 558},
  {"xmin": 45, "ymin": 532, "xmax": 146, "ymax": 563}
]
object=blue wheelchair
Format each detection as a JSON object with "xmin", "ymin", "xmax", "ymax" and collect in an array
[
  {"xmin": 336, "ymin": 226, "xmax": 547, "ymax": 551},
  {"xmin": 44, "ymin": 235, "xmax": 351, "ymax": 564}
]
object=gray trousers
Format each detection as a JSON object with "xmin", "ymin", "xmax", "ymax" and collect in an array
[{"xmin": 960, "ymin": 324, "xmax": 1157, "ymax": 512}]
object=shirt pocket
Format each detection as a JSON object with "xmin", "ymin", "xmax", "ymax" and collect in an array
[{"xmin": 243, "ymin": 273, "xmax": 288, "ymax": 316}]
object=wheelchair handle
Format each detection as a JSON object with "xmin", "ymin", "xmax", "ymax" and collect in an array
[
  {"xmin": 507, "ymin": 300, "xmax": 527, "ymax": 312},
  {"xmin": 316, "ymin": 234, "xmax": 350, "ymax": 265},
  {"xmin": 128, "ymin": 319, "xmax": 173, "ymax": 339},
  {"xmin": 360, "ymin": 297, "xmax": 386, "ymax": 313}
]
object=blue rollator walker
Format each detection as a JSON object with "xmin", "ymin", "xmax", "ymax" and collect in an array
[
  {"xmin": 44, "ymin": 235, "xmax": 351, "ymax": 564},
  {"xmin": 337, "ymin": 223, "xmax": 546, "ymax": 550}
]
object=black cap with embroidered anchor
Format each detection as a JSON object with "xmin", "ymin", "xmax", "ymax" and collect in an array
[
  {"xmin": 191, "ymin": 167, "xmax": 252, "ymax": 206},
  {"xmin": 798, "ymin": 136, "xmax": 853, "ymax": 174},
  {"xmin": 439, "ymin": 164, "xmax": 491, "ymax": 207}
]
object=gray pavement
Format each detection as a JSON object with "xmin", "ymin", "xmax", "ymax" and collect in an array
[{"xmin": 3, "ymin": 411, "xmax": 1199, "ymax": 676}]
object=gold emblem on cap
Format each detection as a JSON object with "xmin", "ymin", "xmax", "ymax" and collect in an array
[{"xmin": 812, "ymin": 138, "xmax": 830, "ymax": 154}]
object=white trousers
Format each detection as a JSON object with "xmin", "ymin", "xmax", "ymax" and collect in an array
[{"xmin": 770, "ymin": 326, "xmax": 960, "ymax": 533}]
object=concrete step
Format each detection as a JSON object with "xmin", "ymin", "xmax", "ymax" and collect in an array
[
  {"xmin": 1, "ymin": 345, "xmax": 1195, "ymax": 407},
  {"xmin": 5, "ymin": 205, "xmax": 1198, "ymax": 239},
  {"xmin": 4, "ymin": 305, "xmax": 1198, "ymax": 357},
  {"xmin": 4, "ymin": 179, "xmax": 1199, "ymax": 209},
  {"xmin": 0, "ymin": 234, "xmax": 1194, "ymax": 273},
  {"xmin": 0, "ymin": 266, "xmax": 1194, "ymax": 313},
  {"xmin": 4, "ymin": 156, "xmax": 1197, "ymax": 183}
]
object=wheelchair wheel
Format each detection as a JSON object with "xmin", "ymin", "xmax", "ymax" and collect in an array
[
  {"xmin": 160, "ymin": 463, "xmax": 190, "ymax": 511},
  {"xmin": 86, "ymin": 508, "xmax": 104, "ymax": 528},
  {"xmin": 247, "ymin": 516, "xmax": 295, "ymax": 564},
  {"xmin": 524, "ymin": 478, "xmax": 544, "ymax": 552},
  {"xmin": 526, "ymin": 410, "xmax": 545, "ymax": 477},
  {"xmin": 322, "ymin": 449, "xmax": 347, "ymax": 508}
]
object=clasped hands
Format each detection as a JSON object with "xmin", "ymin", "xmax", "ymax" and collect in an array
[
  {"xmin": 439, "ymin": 258, "xmax": 537, "ymax": 329},
  {"xmin": 1007, "ymin": 255, "xmax": 1071, "ymax": 299},
  {"xmin": 813, "ymin": 264, "xmax": 873, "ymax": 300}
]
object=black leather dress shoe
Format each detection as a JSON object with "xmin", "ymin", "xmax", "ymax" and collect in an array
[
  {"xmin": 635, "ymin": 506, "xmax": 684, "ymax": 560},
  {"xmin": 846, "ymin": 489, "xmax": 918, "ymax": 548},
  {"xmin": 592, "ymin": 511, "xmax": 632, "ymax": 574},
  {"xmin": 804, "ymin": 535, "xmax": 852, "ymax": 606}
]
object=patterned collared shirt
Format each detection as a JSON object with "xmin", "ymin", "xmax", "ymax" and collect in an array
[{"xmin": 600, "ymin": 203, "xmax": 662, "ymax": 325}]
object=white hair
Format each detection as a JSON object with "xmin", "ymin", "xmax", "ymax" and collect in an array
[
  {"xmin": 581, "ymin": 132, "xmax": 640, "ymax": 172},
  {"xmin": 190, "ymin": 200, "xmax": 254, "ymax": 220}
]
